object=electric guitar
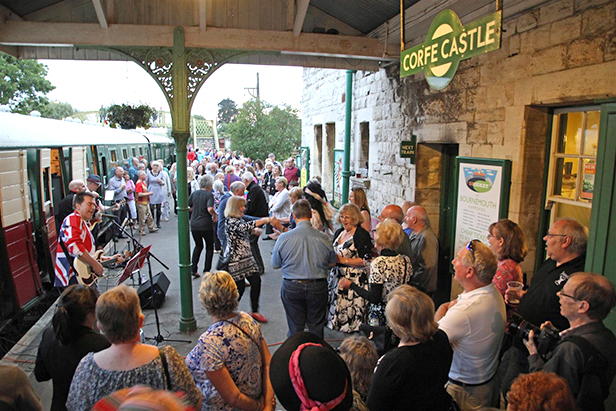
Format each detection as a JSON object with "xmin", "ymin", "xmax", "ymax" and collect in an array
[{"xmin": 74, "ymin": 250, "xmax": 131, "ymax": 286}]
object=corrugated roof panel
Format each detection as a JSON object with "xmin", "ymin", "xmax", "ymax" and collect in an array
[
  {"xmin": 310, "ymin": 0, "xmax": 418, "ymax": 34},
  {"xmin": 0, "ymin": 0, "xmax": 63, "ymax": 18}
]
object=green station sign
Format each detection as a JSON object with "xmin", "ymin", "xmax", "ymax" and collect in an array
[
  {"xmin": 400, "ymin": 9, "xmax": 502, "ymax": 90},
  {"xmin": 400, "ymin": 135, "xmax": 417, "ymax": 163}
]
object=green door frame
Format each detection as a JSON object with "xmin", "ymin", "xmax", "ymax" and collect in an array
[{"xmin": 586, "ymin": 103, "xmax": 616, "ymax": 331}]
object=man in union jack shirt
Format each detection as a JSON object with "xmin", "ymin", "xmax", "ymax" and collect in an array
[{"xmin": 54, "ymin": 192, "xmax": 104, "ymax": 287}]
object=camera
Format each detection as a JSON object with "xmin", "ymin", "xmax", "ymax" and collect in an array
[{"xmin": 508, "ymin": 314, "xmax": 561, "ymax": 356}]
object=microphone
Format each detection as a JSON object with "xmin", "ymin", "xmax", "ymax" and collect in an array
[{"xmin": 101, "ymin": 213, "xmax": 118, "ymax": 219}]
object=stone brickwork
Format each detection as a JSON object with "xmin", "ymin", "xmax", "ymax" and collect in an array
[{"xmin": 302, "ymin": 0, "xmax": 616, "ymax": 273}]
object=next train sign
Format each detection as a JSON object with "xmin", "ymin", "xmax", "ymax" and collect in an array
[{"xmin": 400, "ymin": 9, "xmax": 502, "ymax": 90}]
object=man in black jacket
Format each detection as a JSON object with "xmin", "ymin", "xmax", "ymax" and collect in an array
[
  {"xmin": 242, "ymin": 171, "xmax": 269, "ymax": 323},
  {"xmin": 55, "ymin": 180, "xmax": 86, "ymax": 234},
  {"xmin": 525, "ymin": 272, "xmax": 616, "ymax": 411},
  {"xmin": 499, "ymin": 218, "xmax": 588, "ymax": 397}
]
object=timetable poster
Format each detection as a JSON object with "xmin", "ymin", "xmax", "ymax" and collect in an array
[{"xmin": 454, "ymin": 161, "xmax": 509, "ymax": 252}]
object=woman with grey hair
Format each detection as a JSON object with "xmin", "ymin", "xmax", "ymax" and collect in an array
[
  {"xmin": 188, "ymin": 174, "xmax": 217, "ymax": 278},
  {"xmin": 66, "ymin": 285, "xmax": 201, "ymax": 411},
  {"xmin": 146, "ymin": 161, "xmax": 166, "ymax": 228},
  {"xmin": 185, "ymin": 271, "xmax": 275, "ymax": 411}
]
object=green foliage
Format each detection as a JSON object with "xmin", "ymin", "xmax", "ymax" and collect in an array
[
  {"xmin": 0, "ymin": 55, "xmax": 55, "ymax": 114},
  {"xmin": 227, "ymin": 99, "xmax": 301, "ymax": 161},
  {"xmin": 40, "ymin": 101, "xmax": 75, "ymax": 120},
  {"xmin": 217, "ymin": 98, "xmax": 238, "ymax": 125},
  {"xmin": 102, "ymin": 103, "xmax": 158, "ymax": 129}
]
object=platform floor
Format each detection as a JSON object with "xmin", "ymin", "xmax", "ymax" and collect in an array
[{"xmin": 0, "ymin": 216, "xmax": 345, "ymax": 410}]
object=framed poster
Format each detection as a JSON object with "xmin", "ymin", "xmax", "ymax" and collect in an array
[
  {"xmin": 452, "ymin": 157, "xmax": 512, "ymax": 253},
  {"xmin": 332, "ymin": 149, "xmax": 344, "ymax": 208},
  {"xmin": 299, "ymin": 146, "xmax": 310, "ymax": 188}
]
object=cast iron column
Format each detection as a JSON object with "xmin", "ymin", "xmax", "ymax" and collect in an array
[
  {"xmin": 171, "ymin": 28, "xmax": 196, "ymax": 332},
  {"xmin": 342, "ymin": 70, "xmax": 355, "ymax": 204}
]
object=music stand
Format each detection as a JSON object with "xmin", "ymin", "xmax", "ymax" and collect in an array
[
  {"xmin": 113, "ymin": 222, "xmax": 190, "ymax": 345},
  {"xmin": 117, "ymin": 245, "xmax": 151, "ymax": 286}
]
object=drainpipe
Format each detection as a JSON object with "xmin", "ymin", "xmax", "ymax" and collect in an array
[{"xmin": 342, "ymin": 70, "xmax": 355, "ymax": 204}]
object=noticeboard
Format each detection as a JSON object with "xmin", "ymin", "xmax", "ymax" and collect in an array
[{"xmin": 452, "ymin": 157, "xmax": 512, "ymax": 253}]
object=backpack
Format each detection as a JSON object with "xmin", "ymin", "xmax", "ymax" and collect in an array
[{"xmin": 565, "ymin": 335, "xmax": 610, "ymax": 411}]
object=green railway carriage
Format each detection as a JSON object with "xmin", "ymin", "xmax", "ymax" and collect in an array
[{"xmin": 0, "ymin": 112, "xmax": 175, "ymax": 331}]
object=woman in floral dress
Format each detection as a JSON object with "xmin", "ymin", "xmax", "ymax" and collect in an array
[
  {"xmin": 186, "ymin": 271, "xmax": 275, "ymax": 411},
  {"xmin": 327, "ymin": 203, "xmax": 373, "ymax": 333}
]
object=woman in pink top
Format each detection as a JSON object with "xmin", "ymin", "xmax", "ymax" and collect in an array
[
  {"xmin": 487, "ymin": 219, "xmax": 527, "ymax": 297},
  {"xmin": 123, "ymin": 171, "xmax": 137, "ymax": 224}
]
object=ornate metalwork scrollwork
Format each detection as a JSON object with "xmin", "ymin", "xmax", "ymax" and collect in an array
[{"xmin": 95, "ymin": 46, "xmax": 249, "ymax": 111}]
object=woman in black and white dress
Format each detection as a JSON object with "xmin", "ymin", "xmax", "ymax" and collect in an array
[
  {"xmin": 339, "ymin": 218, "xmax": 413, "ymax": 326},
  {"xmin": 327, "ymin": 203, "xmax": 372, "ymax": 333},
  {"xmin": 224, "ymin": 195, "xmax": 271, "ymax": 321}
]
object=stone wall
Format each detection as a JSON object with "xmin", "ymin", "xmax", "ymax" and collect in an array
[{"xmin": 302, "ymin": 0, "xmax": 616, "ymax": 273}]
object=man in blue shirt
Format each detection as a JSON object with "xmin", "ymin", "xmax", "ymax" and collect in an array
[{"xmin": 271, "ymin": 199, "xmax": 336, "ymax": 338}]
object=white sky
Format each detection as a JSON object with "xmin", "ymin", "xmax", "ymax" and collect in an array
[{"xmin": 41, "ymin": 60, "xmax": 304, "ymax": 119}]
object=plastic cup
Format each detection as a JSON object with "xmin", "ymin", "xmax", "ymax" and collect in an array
[{"xmin": 507, "ymin": 281, "xmax": 524, "ymax": 305}]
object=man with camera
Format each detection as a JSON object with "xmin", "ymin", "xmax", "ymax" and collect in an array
[
  {"xmin": 499, "ymin": 218, "xmax": 588, "ymax": 396},
  {"xmin": 523, "ymin": 272, "xmax": 616, "ymax": 410},
  {"xmin": 435, "ymin": 240, "xmax": 506, "ymax": 410}
]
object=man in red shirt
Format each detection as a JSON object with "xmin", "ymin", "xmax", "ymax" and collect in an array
[
  {"xmin": 135, "ymin": 170, "xmax": 158, "ymax": 237},
  {"xmin": 283, "ymin": 157, "xmax": 300, "ymax": 184}
]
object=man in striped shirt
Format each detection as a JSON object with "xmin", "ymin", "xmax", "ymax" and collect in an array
[{"xmin": 54, "ymin": 192, "xmax": 103, "ymax": 287}]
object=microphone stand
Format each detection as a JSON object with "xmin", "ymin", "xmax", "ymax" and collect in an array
[{"xmin": 110, "ymin": 219, "xmax": 190, "ymax": 345}]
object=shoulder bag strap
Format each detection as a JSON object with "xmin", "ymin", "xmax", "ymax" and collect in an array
[
  {"xmin": 223, "ymin": 320, "xmax": 260, "ymax": 349},
  {"xmin": 564, "ymin": 335, "xmax": 610, "ymax": 398},
  {"xmin": 159, "ymin": 348, "xmax": 172, "ymax": 391}
]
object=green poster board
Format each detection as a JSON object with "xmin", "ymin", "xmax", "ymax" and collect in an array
[
  {"xmin": 299, "ymin": 146, "xmax": 310, "ymax": 188},
  {"xmin": 332, "ymin": 149, "xmax": 344, "ymax": 208},
  {"xmin": 452, "ymin": 157, "xmax": 512, "ymax": 253}
]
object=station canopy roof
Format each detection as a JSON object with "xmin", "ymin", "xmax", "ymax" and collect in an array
[{"xmin": 0, "ymin": 0, "xmax": 547, "ymax": 71}]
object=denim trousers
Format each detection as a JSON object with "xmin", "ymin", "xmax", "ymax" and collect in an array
[{"xmin": 281, "ymin": 279, "xmax": 328, "ymax": 339}]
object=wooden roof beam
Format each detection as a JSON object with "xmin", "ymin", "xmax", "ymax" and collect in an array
[
  {"xmin": 199, "ymin": 0, "xmax": 207, "ymax": 32},
  {"xmin": 91, "ymin": 0, "xmax": 108, "ymax": 29},
  {"xmin": 293, "ymin": 0, "xmax": 310, "ymax": 37},
  {"xmin": 0, "ymin": 21, "xmax": 399, "ymax": 61}
]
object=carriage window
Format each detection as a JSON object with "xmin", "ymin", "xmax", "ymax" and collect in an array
[
  {"xmin": 132, "ymin": 148, "xmax": 137, "ymax": 157},
  {"xmin": 123, "ymin": 149, "xmax": 128, "ymax": 159},
  {"xmin": 140, "ymin": 147, "xmax": 143, "ymax": 155},
  {"xmin": 110, "ymin": 150, "xmax": 117, "ymax": 162}
]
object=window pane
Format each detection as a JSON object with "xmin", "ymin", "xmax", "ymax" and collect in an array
[
  {"xmin": 557, "ymin": 112, "xmax": 582, "ymax": 154},
  {"xmin": 553, "ymin": 202, "xmax": 591, "ymax": 229},
  {"xmin": 553, "ymin": 157, "xmax": 578, "ymax": 199},
  {"xmin": 580, "ymin": 158, "xmax": 595, "ymax": 203},
  {"xmin": 583, "ymin": 111, "xmax": 600, "ymax": 156}
]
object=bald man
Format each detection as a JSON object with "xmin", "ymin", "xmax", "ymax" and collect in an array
[
  {"xmin": 55, "ymin": 179, "xmax": 86, "ymax": 234},
  {"xmin": 404, "ymin": 205, "xmax": 439, "ymax": 295},
  {"xmin": 378, "ymin": 205, "xmax": 413, "ymax": 261}
]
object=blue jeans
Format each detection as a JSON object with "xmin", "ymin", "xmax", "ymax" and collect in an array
[{"xmin": 281, "ymin": 279, "xmax": 328, "ymax": 339}]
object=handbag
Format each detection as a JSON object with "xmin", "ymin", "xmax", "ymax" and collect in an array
[
  {"xmin": 216, "ymin": 253, "xmax": 230, "ymax": 271},
  {"xmin": 360, "ymin": 324, "xmax": 396, "ymax": 357}
]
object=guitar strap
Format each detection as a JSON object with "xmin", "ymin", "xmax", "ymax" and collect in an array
[{"xmin": 58, "ymin": 236, "xmax": 75, "ymax": 271}]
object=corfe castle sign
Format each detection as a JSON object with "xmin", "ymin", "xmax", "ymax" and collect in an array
[{"xmin": 400, "ymin": 9, "xmax": 502, "ymax": 90}]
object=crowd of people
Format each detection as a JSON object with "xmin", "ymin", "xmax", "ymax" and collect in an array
[{"xmin": 10, "ymin": 145, "xmax": 613, "ymax": 411}]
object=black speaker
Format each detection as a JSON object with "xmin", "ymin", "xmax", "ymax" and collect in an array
[{"xmin": 138, "ymin": 272, "xmax": 170, "ymax": 309}]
